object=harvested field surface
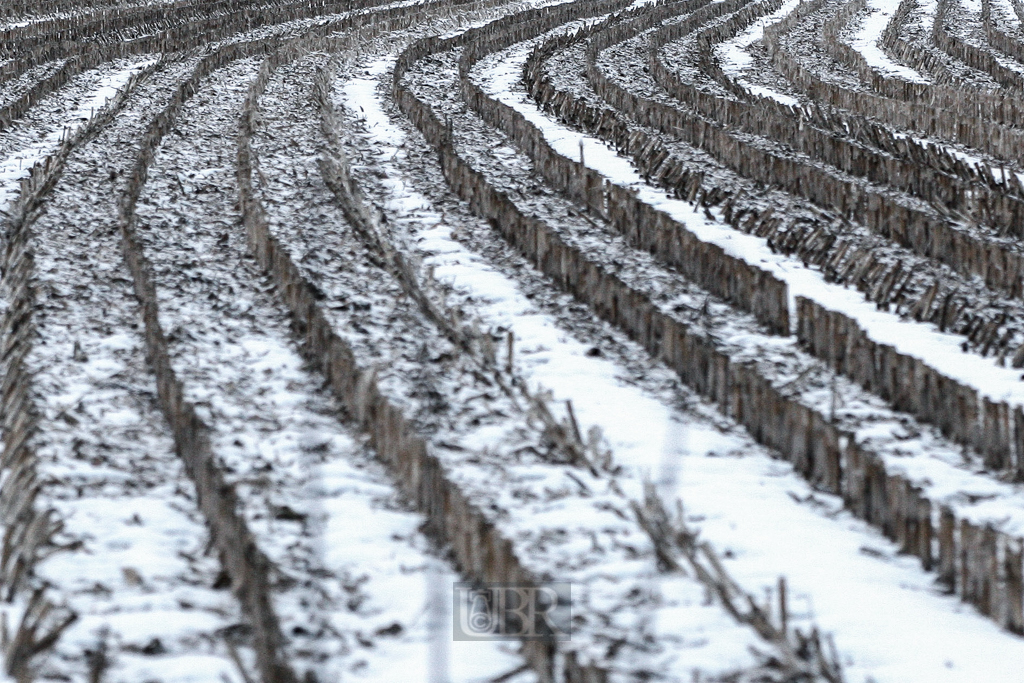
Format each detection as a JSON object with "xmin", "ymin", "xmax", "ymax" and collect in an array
[{"xmin": 3, "ymin": 0, "xmax": 1024, "ymax": 680}]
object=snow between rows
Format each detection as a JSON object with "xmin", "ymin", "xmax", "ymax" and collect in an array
[
  {"xmin": 714, "ymin": 0, "xmax": 804, "ymax": 104},
  {"xmin": 5, "ymin": 57, "xmax": 240, "ymax": 682},
  {"xmin": 135, "ymin": 50, "xmax": 534, "ymax": 681},
  {"xmin": 0, "ymin": 58, "xmax": 156, "ymax": 212},
  {"xmin": 847, "ymin": 0, "xmax": 929, "ymax": 83},
  {"xmin": 344, "ymin": 49, "xmax": 768, "ymax": 679},
  {"xmin": 342, "ymin": 39, "xmax": 1024, "ymax": 681},
  {"xmin": 481, "ymin": 35, "xmax": 1024, "ymax": 412}
]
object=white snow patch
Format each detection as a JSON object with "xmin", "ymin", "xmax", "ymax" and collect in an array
[
  {"xmin": 713, "ymin": 0, "xmax": 803, "ymax": 105},
  {"xmin": 913, "ymin": 0, "xmax": 938, "ymax": 29},
  {"xmin": 311, "ymin": 447, "xmax": 535, "ymax": 682},
  {"xmin": 994, "ymin": 0, "xmax": 1022, "ymax": 25},
  {"xmin": 847, "ymin": 0, "xmax": 929, "ymax": 82}
]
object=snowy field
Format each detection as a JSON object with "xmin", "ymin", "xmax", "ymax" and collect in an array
[{"xmin": 3, "ymin": 0, "xmax": 1024, "ymax": 680}]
